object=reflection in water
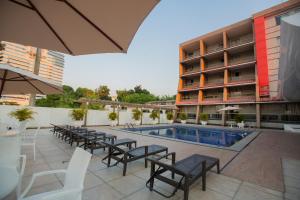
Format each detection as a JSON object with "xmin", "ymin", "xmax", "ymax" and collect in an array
[{"xmin": 133, "ymin": 126, "xmax": 251, "ymax": 147}]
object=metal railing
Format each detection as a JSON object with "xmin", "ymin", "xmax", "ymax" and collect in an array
[
  {"xmin": 228, "ymin": 35, "xmax": 253, "ymax": 48},
  {"xmin": 229, "ymin": 75, "xmax": 255, "ymax": 83}
]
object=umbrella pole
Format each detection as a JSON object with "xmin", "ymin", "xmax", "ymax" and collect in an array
[{"xmin": 0, "ymin": 69, "xmax": 8, "ymax": 97}]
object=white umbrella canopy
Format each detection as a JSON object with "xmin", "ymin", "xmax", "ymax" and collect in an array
[
  {"xmin": 0, "ymin": 0, "xmax": 160, "ymax": 55},
  {"xmin": 218, "ymin": 106, "xmax": 240, "ymax": 112},
  {"xmin": 0, "ymin": 63, "xmax": 63, "ymax": 96}
]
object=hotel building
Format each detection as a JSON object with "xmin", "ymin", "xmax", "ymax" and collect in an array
[
  {"xmin": 176, "ymin": 0, "xmax": 300, "ymax": 128},
  {"xmin": 0, "ymin": 41, "xmax": 64, "ymax": 105}
]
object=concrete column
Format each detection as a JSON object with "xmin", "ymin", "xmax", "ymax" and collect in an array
[
  {"xmin": 29, "ymin": 48, "xmax": 41, "ymax": 106},
  {"xmin": 196, "ymin": 105, "xmax": 201, "ymax": 124},
  {"xmin": 256, "ymin": 103, "xmax": 261, "ymax": 128},
  {"xmin": 221, "ymin": 110, "xmax": 226, "ymax": 126}
]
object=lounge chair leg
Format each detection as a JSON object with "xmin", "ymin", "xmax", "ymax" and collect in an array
[
  {"xmin": 150, "ymin": 162, "xmax": 155, "ymax": 191},
  {"xmin": 202, "ymin": 161, "xmax": 206, "ymax": 191},
  {"xmin": 145, "ymin": 158, "xmax": 148, "ymax": 168},
  {"xmin": 217, "ymin": 160, "xmax": 220, "ymax": 174},
  {"xmin": 107, "ymin": 147, "xmax": 112, "ymax": 167},
  {"xmin": 184, "ymin": 178, "xmax": 189, "ymax": 200},
  {"xmin": 123, "ymin": 154, "xmax": 127, "ymax": 176}
]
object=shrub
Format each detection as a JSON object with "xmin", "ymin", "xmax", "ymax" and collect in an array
[
  {"xmin": 200, "ymin": 113, "xmax": 209, "ymax": 121},
  {"xmin": 132, "ymin": 108, "xmax": 142, "ymax": 121},
  {"xmin": 149, "ymin": 110, "xmax": 159, "ymax": 120},
  {"xmin": 179, "ymin": 113, "xmax": 187, "ymax": 121},
  {"xmin": 166, "ymin": 112, "xmax": 174, "ymax": 120},
  {"xmin": 108, "ymin": 112, "xmax": 118, "ymax": 121},
  {"xmin": 9, "ymin": 108, "xmax": 35, "ymax": 121},
  {"xmin": 70, "ymin": 109, "xmax": 85, "ymax": 121},
  {"xmin": 234, "ymin": 114, "xmax": 245, "ymax": 123}
]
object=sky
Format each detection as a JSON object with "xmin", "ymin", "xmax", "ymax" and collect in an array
[{"xmin": 63, "ymin": 0, "xmax": 284, "ymax": 97}]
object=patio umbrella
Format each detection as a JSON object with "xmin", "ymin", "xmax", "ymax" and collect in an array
[
  {"xmin": 0, "ymin": 0, "xmax": 160, "ymax": 55},
  {"xmin": 0, "ymin": 63, "xmax": 62, "ymax": 97},
  {"xmin": 217, "ymin": 106, "xmax": 240, "ymax": 112}
]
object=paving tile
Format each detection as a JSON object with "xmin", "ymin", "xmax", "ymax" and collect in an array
[
  {"xmin": 284, "ymin": 176, "xmax": 300, "ymax": 189},
  {"xmin": 94, "ymin": 166, "xmax": 125, "ymax": 182},
  {"xmin": 83, "ymin": 184, "xmax": 124, "ymax": 200},
  {"xmin": 233, "ymin": 182, "xmax": 283, "ymax": 200},
  {"xmin": 21, "ymin": 174, "xmax": 59, "ymax": 191},
  {"xmin": 195, "ymin": 173, "xmax": 241, "ymax": 197},
  {"xmin": 26, "ymin": 181, "xmax": 63, "ymax": 197},
  {"xmin": 190, "ymin": 188, "xmax": 232, "ymax": 200},
  {"xmin": 284, "ymin": 186, "xmax": 300, "ymax": 200},
  {"xmin": 123, "ymin": 187, "xmax": 167, "ymax": 200},
  {"xmin": 108, "ymin": 174, "xmax": 146, "ymax": 195},
  {"xmin": 24, "ymin": 163, "xmax": 50, "ymax": 177}
]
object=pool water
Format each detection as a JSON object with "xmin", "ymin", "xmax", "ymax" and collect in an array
[{"xmin": 124, "ymin": 126, "xmax": 251, "ymax": 147}]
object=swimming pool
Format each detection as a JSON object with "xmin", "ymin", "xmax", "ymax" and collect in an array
[{"xmin": 123, "ymin": 125, "xmax": 252, "ymax": 148}]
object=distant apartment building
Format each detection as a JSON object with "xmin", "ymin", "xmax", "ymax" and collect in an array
[
  {"xmin": 176, "ymin": 0, "xmax": 300, "ymax": 129},
  {"xmin": 0, "ymin": 41, "xmax": 64, "ymax": 105}
]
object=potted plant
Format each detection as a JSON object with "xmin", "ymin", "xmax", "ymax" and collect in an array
[
  {"xmin": 9, "ymin": 108, "xmax": 35, "ymax": 131},
  {"xmin": 179, "ymin": 112, "xmax": 187, "ymax": 124},
  {"xmin": 108, "ymin": 112, "xmax": 118, "ymax": 127},
  {"xmin": 132, "ymin": 108, "xmax": 142, "ymax": 125},
  {"xmin": 149, "ymin": 110, "xmax": 159, "ymax": 125},
  {"xmin": 200, "ymin": 113, "xmax": 209, "ymax": 126},
  {"xmin": 235, "ymin": 114, "xmax": 245, "ymax": 128},
  {"xmin": 70, "ymin": 109, "xmax": 85, "ymax": 127},
  {"xmin": 166, "ymin": 111, "xmax": 174, "ymax": 124}
]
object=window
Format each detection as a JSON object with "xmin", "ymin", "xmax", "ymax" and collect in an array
[
  {"xmin": 275, "ymin": 16, "xmax": 281, "ymax": 26},
  {"xmin": 235, "ymin": 72, "xmax": 240, "ymax": 77}
]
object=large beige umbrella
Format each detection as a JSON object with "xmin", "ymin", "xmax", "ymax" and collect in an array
[
  {"xmin": 0, "ymin": 63, "xmax": 62, "ymax": 97},
  {"xmin": 0, "ymin": 0, "xmax": 159, "ymax": 55}
]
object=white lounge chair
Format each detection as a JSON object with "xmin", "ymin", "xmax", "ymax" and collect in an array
[
  {"xmin": 22, "ymin": 127, "xmax": 40, "ymax": 160},
  {"xmin": 237, "ymin": 121, "xmax": 245, "ymax": 129},
  {"xmin": 19, "ymin": 147, "xmax": 91, "ymax": 200}
]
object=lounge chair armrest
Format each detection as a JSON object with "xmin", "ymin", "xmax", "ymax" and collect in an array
[{"xmin": 20, "ymin": 169, "xmax": 67, "ymax": 199}]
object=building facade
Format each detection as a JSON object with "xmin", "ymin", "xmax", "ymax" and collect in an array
[
  {"xmin": 176, "ymin": 0, "xmax": 300, "ymax": 128},
  {"xmin": 0, "ymin": 41, "xmax": 64, "ymax": 105}
]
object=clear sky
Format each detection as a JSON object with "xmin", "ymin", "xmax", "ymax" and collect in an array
[{"xmin": 63, "ymin": 0, "xmax": 284, "ymax": 96}]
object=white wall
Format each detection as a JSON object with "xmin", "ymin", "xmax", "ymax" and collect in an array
[{"xmin": 0, "ymin": 105, "xmax": 170, "ymax": 127}]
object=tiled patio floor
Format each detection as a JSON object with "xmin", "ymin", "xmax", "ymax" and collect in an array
[{"xmin": 4, "ymin": 127, "xmax": 298, "ymax": 200}]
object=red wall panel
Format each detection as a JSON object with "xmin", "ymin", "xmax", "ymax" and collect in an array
[{"xmin": 254, "ymin": 16, "xmax": 269, "ymax": 96}]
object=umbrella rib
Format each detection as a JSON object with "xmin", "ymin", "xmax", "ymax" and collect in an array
[
  {"xmin": 18, "ymin": 73, "xmax": 45, "ymax": 95},
  {"xmin": 0, "ymin": 70, "xmax": 8, "ymax": 97},
  {"xmin": 26, "ymin": 0, "xmax": 74, "ymax": 55},
  {"xmin": 8, "ymin": 0, "xmax": 34, "ymax": 10},
  {"xmin": 63, "ymin": 0, "xmax": 124, "ymax": 52}
]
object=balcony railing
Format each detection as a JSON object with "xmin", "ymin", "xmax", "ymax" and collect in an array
[
  {"xmin": 206, "ymin": 45, "xmax": 223, "ymax": 54},
  {"xmin": 228, "ymin": 34, "xmax": 253, "ymax": 48},
  {"xmin": 227, "ymin": 95, "xmax": 256, "ymax": 102},
  {"xmin": 202, "ymin": 97, "xmax": 223, "ymax": 104},
  {"xmin": 228, "ymin": 76, "xmax": 256, "ymax": 84},
  {"xmin": 181, "ymin": 83, "xmax": 200, "ymax": 90},
  {"xmin": 183, "ymin": 52, "xmax": 200, "ymax": 61},
  {"xmin": 204, "ymin": 80, "xmax": 224, "ymax": 87},
  {"xmin": 182, "ymin": 68, "xmax": 201, "ymax": 75},
  {"xmin": 177, "ymin": 98, "xmax": 198, "ymax": 105},
  {"xmin": 229, "ymin": 57, "xmax": 255, "ymax": 66}
]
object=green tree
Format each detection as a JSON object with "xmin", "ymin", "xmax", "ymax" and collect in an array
[
  {"xmin": 123, "ymin": 93, "xmax": 157, "ymax": 104},
  {"xmin": 96, "ymin": 85, "xmax": 111, "ymax": 100}
]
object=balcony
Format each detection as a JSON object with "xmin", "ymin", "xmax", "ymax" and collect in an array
[
  {"xmin": 228, "ymin": 34, "xmax": 253, "ymax": 48},
  {"xmin": 182, "ymin": 51, "xmax": 200, "ymax": 63},
  {"xmin": 227, "ymin": 95, "xmax": 256, "ymax": 102},
  {"xmin": 177, "ymin": 98, "xmax": 198, "ymax": 105},
  {"xmin": 203, "ymin": 80, "xmax": 224, "ymax": 89},
  {"xmin": 227, "ymin": 75, "xmax": 256, "ymax": 86},
  {"xmin": 181, "ymin": 68, "xmax": 201, "ymax": 77},
  {"xmin": 202, "ymin": 97, "xmax": 223, "ymax": 104},
  {"xmin": 228, "ymin": 56, "xmax": 255, "ymax": 66},
  {"xmin": 180, "ymin": 83, "xmax": 200, "ymax": 91}
]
